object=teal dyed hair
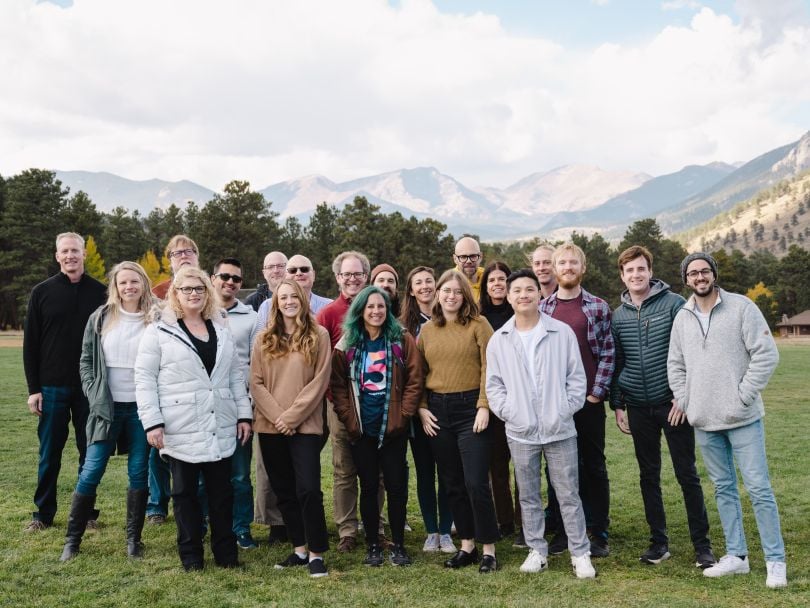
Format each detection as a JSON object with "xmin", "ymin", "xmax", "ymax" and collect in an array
[{"xmin": 341, "ymin": 286, "xmax": 403, "ymax": 347}]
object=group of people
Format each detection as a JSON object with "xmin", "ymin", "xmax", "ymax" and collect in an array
[{"xmin": 21, "ymin": 230, "xmax": 787, "ymax": 588}]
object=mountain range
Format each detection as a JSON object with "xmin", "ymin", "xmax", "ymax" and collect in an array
[{"xmin": 53, "ymin": 130, "xmax": 810, "ymax": 243}]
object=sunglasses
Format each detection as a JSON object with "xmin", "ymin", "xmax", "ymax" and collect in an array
[
  {"xmin": 287, "ymin": 266, "xmax": 311, "ymax": 274},
  {"xmin": 215, "ymin": 272, "xmax": 243, "ymax": 284}
]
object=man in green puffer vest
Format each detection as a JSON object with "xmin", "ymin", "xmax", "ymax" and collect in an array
[{"xmin": 610, "ymin": 245, "xmax": 715, "ymax": 570}]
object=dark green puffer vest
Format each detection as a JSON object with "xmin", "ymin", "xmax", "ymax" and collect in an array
[{"xmin": 609, "ymin": 279, "xmax": 685, "ymax": 409}]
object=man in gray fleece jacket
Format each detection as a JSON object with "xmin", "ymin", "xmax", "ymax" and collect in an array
[{"xmin": 667, "ymin": 252, "xmax": 786, "ymax": 589}]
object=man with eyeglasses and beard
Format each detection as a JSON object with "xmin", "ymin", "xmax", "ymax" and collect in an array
[
  {"xmin": 211, "ymin": 258, "xmax": 259, "ymax": 550},
  {"xmin": 453, "ymin": 236, "xmax": 485, "ymax": 300},
  {"xmin": 668, "ymin": 253, "xmax": 786, "ymax": 589}
]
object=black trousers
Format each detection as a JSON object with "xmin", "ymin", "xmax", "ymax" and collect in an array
[
  {"xmin": 628, "ymin": 404, "xmax": 711, "ymax": 550},
  {"xmin": 489, "ymin": 414, "xmax": 520, "ymax": 529},
  {"xmin": 351, "ymin": 433, "xmax": 408, "ymax": 547},
  {"xmin": 428, "ymin": 391, "xmax": 499, "ymax": 544},
  {"xmin": 168, "ymin": 456, "xmax": 236, "ymax": 568},
  {"xmin": 259, "ymin": 433, "xmax": 329, "ymax": 553}
]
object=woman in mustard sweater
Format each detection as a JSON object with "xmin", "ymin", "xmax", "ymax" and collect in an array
[
  {"xmin": 417, "ymin": 269, "xmax": 499, "ymax": 573},
  {"xmin": 250, "ymin": 279, "xmax": 332, "ymax": 578}
]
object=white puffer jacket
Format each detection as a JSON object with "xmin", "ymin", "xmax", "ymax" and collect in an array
[{"xmin": 134, "ymin": 307, "xmax": 252, "ymax": 463}]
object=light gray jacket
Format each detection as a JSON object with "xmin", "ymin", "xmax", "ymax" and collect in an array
[
  {"xmin": 486, "ymin": 314, "xmax": 586, "ymax": 445},
  {"xmin": 667, "ymin": 287, "xmax": 779, "ymax": 432},
  {"xmin": 134, "ymin": 307, "xmax": 252, "ymax": 463}
]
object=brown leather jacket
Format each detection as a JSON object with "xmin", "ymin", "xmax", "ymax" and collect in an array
[{"xmin": 330, "ymin": 331, "xmax": 423, "ymax": 443}]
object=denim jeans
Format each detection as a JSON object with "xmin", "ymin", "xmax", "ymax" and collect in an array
[
  {"xmin": 34, "ymin": 385, "xmax": 89, "ymax": 524},
  {"xmin": 695, "ymin": 419, "xmax": 785, "ymax": 562},
  {"xmin": 75, "ymin": 402, "xmax": 148, "ymax": 495},
  {"xmin": 147, "ymin": 446, "xmax": 171, "ymax": 517},
  {"xmin": 229, "ymin": 434, "xmax": 254, "ymax": 536},
  {"xmin": 409, "ymin": 419, "xmax": 452, "ymax": 535}
]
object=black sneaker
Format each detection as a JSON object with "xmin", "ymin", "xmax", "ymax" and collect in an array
[
  {"xmin": 640, "ymin": 543, "xmax": 671, "ymax": 565},
  {"xmin": 590, "ymin": 535, "xmax": 610, "ymax": 558},
  {"xmin": 695, "ymin": 548, "xmax": 716, "ymax": 569},
  {"xmin": 548, "ymin": 531, "xmax": 568, "ymax": 555},
  {"xmin": 513, "ymin": 529, "xmax": 527, "ymax": 549},
  {"xmin": 275, "ymin": 552, "xmax": 309, "ymax": 569},
  {"xmin": 308, "ymin": 558, "xmax": 328, "ymax": 578},
  {"xmin": 364, "ymin": 544, "xmax": 384, "ymax": 567},
  {"xmin": 390, "ymin": 544, "xmax": 412, "ymax": 566}
]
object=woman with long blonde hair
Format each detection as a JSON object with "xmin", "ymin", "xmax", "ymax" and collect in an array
[
  {"xmin": 250, "ymin": 279, "xmax": 332, "ymax": 577},
  {"xmin": 61, "ymin": 261, "xmax": 156, "ymax": 562}
]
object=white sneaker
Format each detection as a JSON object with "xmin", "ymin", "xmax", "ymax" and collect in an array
[
  {"xmin": 439, "ymin": 534, "xmax": 456, "ymax": 554},
  {"xmin": 765, "ymin": 561, "xmax": 787, "ymax": 589},
  {"xmin": 703, "ymin": 554, "xmax": 750, "ymax": 578},
  {"xmin": 422, "ymin": 533, "xmax": 440, "ymax": 552},
  {"xmin": 571, "ymin": 553, "xmax": 596, "ymax": 579},
  {"xmin": 520, "ymin": 549, "xmax": 548, "ymax": 573}
]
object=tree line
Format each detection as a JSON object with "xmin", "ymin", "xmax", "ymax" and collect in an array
[{"xmin": 1, "ymin": 169, "xmax": 809, "ymax": 330}]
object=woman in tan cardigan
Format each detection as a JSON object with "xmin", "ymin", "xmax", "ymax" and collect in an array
[{"xmin": 250, "ymin": 279, "xmax": 331, "ymax": 578}]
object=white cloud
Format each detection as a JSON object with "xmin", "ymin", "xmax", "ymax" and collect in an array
[{"xmin": 0, "ymin": 0, "xmax": 808, "ymax": 192}]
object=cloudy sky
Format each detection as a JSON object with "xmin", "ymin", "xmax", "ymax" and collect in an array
[{"xmin": 1, "ymin": 0, "xmax": 809, "ymax": 190}]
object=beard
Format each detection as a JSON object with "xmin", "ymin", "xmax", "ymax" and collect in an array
[{"xmin": 557, "ymin": 272, "xmax": 583, "ymax": 289}]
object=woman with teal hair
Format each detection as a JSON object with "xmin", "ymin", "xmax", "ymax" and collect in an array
[{"xmin": 330, "ymin": 286, "xmax": 424, "ymax": 567}]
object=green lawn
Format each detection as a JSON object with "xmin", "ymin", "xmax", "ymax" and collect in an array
[{"xmin": 0, "ymin": 344, "xmax": 807, "ymax": 607}]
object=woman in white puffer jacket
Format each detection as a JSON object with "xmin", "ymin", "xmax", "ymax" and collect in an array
[{"xmin": 135, "ymin": 267, "xmax": 252, "ymax": 572}]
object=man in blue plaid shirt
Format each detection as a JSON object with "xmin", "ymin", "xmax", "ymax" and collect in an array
[{"xmin": 540, "ymin": 242, "xmax": 615, "ymax": 558}]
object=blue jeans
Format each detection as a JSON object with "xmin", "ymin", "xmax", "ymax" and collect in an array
[
  {"xmin": 75, "ymin": 402, "xmax": 148, "ymax": 496},
  {"xmin": 34, "ymin": 386, "xmax": 89, "ymax": 524},
  {"xmin": 230, "ymin": 434, "xmax": 254, "ymax": 535},
  {"xmin": 147, "ymin": 446, "xmax": 171, "ymax": 517},
  {"xmin": 695, "ymin": 419, "xmax": 785, "ymax": 562}
]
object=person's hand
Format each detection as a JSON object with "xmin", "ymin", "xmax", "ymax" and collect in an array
[
  {"xmin": 668, "ymin": 400, "xmax": 687, "ymax": 426},
  {"xmin": 27, "ymin": 393, "xmax": 43, "ymax": 416},
  {"xmin": 586, "ymin": 395, "xmax": 601, "ymax": 404},
  {"xmin": 147, "ymin": 428, "xmax": 165, "ymax": 450},
  {"xmin": 419, "ymin": 408, "xmax": 440, "ymax": 437},
  {"xmin": 473, "ymin": 407, "xmax": 490, "ymax": 433},
  {"xmin": 615, "ymin": 409, "xmax": 631, "ymax": 435},
  {"xmin": 274, "ymin": 418, "xmax": 295, "ymax": 437},
  {"xmin": 237, "ymin": 422, "xmax": 253, "ymax": 445}
]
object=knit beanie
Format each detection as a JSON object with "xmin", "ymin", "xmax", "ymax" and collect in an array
[
  {"xmin": 370, "ymin": 263, "xmax": 399, "ymax": 286},
  {"xmin": 680, "ymin": 252, "xmax": 718, "ymax": 284}
]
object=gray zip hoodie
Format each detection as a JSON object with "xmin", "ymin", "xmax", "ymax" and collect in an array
[{"xmin": 667, "ymin": 287, "xmax": 779, "ymax": 432}]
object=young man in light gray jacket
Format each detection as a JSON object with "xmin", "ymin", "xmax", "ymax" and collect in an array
[
  {"xmin": 486, "ymin": 269, "xmax": 595, "ymax": 579},
  {"xmin": 667, "ymin": 252, "xmax": 786, "ymax": 589}
]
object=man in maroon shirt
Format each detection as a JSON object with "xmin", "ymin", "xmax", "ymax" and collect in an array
[
  {"xmin": 539, "ymin": 242, "xmax": 615, "ymax": 558},
  {"xmin": 316, "ymin": 251, "xmax": 370, "ymax": 552}
]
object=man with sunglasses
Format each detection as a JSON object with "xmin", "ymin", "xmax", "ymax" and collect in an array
[
  {"xmin": 211, "ymin": 258, "xmax": 259, "ymax": 550},
  {"xmin": 453, "ymin": 236, "xmax": 484, "ymax": 300},
  {"xmin": 254, "ymin": 254, "xmax": 333, "ymax": 331},
  {"xmin": 668, "ymin": 253, "xmax": 786, "ymax": 589}
]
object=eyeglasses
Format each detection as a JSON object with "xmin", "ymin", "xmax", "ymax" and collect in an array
[
  {"xmin": 685, "ymin": 268, "xmax": 713, "ymax": 279},
  {"xmin": 455, "ymin": 254, "xmax": 481, "ymax": 263},
  {"xmin": 338, "ymin": 272, "xmax": 367, "ymax": 280},
  {"xmin": 169, "ymin": 248, "xmax": 196, "ymax": 258},
  {"xmin": 440, "ymin": 288, "xmax": 464, "ymax": 296},
  {"xmin": 263, "ymin": 263, "xmax": 285, "ymax": 270},
  {"xmin": 177, "ymin": 286, "xmax": 206, "ymax": 295},
  {"xmin": 287, "ymin": 266, "xmax": 311, "ymax": 275},
  {"xmin": 215, "ymin": 273, "xmax": 243, "ymax": 284}
]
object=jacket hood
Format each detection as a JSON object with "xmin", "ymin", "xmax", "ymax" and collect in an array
[{"xmin": 620, "ymin": 278, "xmax": 670, "ymax": 307}]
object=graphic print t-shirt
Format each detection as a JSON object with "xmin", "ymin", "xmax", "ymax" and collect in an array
[{"xmin": 360, "ymin": 336, "xmax": 387, "ymax": 438}]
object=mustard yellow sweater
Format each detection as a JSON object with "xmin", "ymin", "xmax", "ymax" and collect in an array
[{"xmin": 417, "ymin": 316, "xmax": 493, "ymax": 409}]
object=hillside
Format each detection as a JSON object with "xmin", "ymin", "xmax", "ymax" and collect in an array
[{"xmin": 678, "ymin": 171, "xmax": 810, "ymax": 256}]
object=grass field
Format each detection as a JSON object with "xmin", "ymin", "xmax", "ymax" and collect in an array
[{"xmin": 0, "ymin": 344, "xmax": 808, "ymax": 607}]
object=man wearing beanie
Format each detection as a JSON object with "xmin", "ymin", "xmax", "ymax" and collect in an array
[
  {"xmin": 667, "ymin": 252, "xmax": 787, "ymax": 589},
  {"xmin": 371, "ymin": 264, "xmax": 400, "ymax": 317}
]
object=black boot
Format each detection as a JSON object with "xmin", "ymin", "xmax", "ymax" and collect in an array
[
  {"xmin": 60, "ymin": 492, "xmax": 95, "ymax": 562},
  {"xmin": 126, "ymin": 488, "xmax": 148, "ymax": 558}
]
